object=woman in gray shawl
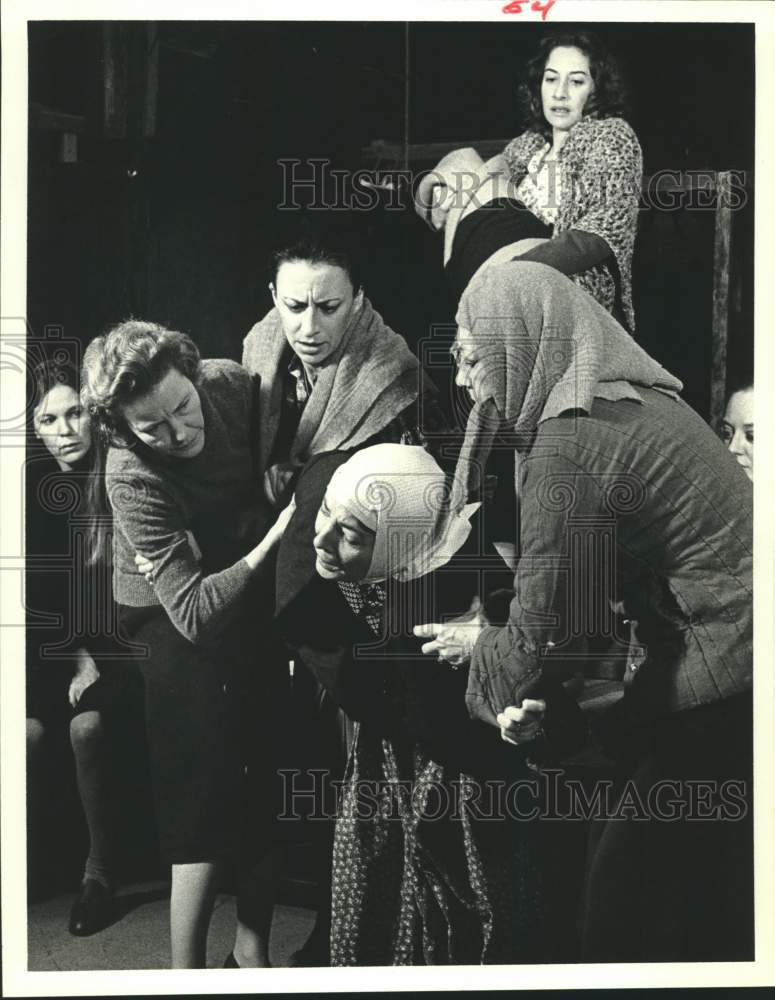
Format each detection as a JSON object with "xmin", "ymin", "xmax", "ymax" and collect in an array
[
  {"xmin": 243, "ymin": 219, "xmax": 447, "ymax": 510},
  {"xmin": 242, "ymin": 218, "xmax": 449, "ymax": 965}
]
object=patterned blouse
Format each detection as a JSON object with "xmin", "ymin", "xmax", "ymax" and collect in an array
[
  {"xmin": 516, "ymin": 145, "xmax": 564, "ymax": 225},
  {"xmin": 504, "ymin": 116, "xmax": 643, "ymax": 331}
]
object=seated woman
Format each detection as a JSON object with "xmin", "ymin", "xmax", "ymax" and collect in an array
[
  {"xmin": 242, "ymin": 214, "xmax": 447, "ymax": 510},
  {"xmin": 417, "ymin": 30, "xmax": 642, "ymax": 329},
  {"xmin": 415, "ymin": 261, "xmax": 753, "ymax": 962},
  {"xmin": 82, "ymin": 322, "xmax": 293, "ymax": 968},
  {"xmin": 26, "ymin": 358, "xmax": 145, "ymax": 934},
  {"xmin": 275, "ymin": 443, "xmax": 584, "ymax": 966}
]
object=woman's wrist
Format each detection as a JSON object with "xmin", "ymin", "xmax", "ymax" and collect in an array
[{"xmin": 244, "ymin": 534, "xmax": 273, "ymax": 572}]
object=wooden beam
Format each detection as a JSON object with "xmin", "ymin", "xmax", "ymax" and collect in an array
[
  {"xmin": 710, "ymin": 171, "xmax": 733, "ymax": 428},
  {"xmin": 102, "ymin": 24, "xmax": 129, "ymax": 139},
  {"xmin": 29, "ymin": 103, "xmax": 87, "ymax": 134}
]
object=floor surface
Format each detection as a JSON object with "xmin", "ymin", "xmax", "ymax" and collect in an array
[{"xmin": 27, "ymin": 881, "xmax": 317, "ymax": 971}]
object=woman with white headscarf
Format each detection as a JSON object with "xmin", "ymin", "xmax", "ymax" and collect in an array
[{"xmin": 274, "ymin": 444, "xmax": 587, "ymax": 966}]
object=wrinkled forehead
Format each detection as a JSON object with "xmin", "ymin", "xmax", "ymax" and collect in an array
[{"xmin": 275, "ymin": 261, "xmax": 353, "ymax": 301}]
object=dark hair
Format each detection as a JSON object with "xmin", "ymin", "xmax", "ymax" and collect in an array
[
  {"xmin": 81, "ymin": 319, "xmax": 201, "ymax": 445},
  {"xmin": 31, "ymin": 358, "xmax": 80, "ymax": 408},
  {"xmin": 726, "ymin": 375, "xmax": 753, "ymax": 402},
  {"xmin": 30, "ymin": 357, "xmax": 110, "ymax": 567},
  {"xmin": 519, "ymin": 30, "xmax": 632, "ymax": 138},
  {"xmin": 268, "ymin": 214, "xmax": 366, "ymax": 293}
]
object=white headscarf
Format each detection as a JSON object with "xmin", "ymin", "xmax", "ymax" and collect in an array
[{"xmin": 325, "ymin": 444, "xmax": 480, "ymax": 584}]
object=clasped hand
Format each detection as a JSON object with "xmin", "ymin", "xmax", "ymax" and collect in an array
[{"xmin": 496, "ymin": 699, "xmax": 547, "ymax": 745}]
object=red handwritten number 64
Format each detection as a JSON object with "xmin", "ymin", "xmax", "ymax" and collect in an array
[{"xmin": 502, "ymin": 0, "xmax": 556, "ymax": 20}]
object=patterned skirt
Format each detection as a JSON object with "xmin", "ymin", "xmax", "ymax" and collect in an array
[{"xmin": 330, "ymin": 721, "xmax": 544, "ymax": 966}]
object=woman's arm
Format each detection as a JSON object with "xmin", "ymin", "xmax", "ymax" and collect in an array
[
  {"xmin": 114, "ymin": 473, "xmax": 290, "ymax": 644},
  {"xmin": 515, "ymin": 229, "xmax": 612, "ymax": 275},
  {"xmin": 465, "ymin": 443, "xmax": 608, "ymax": 728}
]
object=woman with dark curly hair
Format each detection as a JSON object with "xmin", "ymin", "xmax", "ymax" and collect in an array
[
  {"xmin": 82, "ymin": 321, "xmax": 293, "ymax": 967},
  {"xmin": 501, "ymin": 30, "xmax": 642, "ymax": 329},
  {"xmin": 417, "ymin": 30, "xmax": 642, "ymax": 330}
]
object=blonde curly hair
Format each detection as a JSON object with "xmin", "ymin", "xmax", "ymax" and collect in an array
[{"xmin": 82, "ymin": 319, "xmax": 201, "ymax": 445}]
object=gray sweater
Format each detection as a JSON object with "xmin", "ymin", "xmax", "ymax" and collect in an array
[
  {"xmin": 106, "ymin": 359, "xmax": 271, "ymax": 643},
  {"xmin": 466, "ymin": 388, "xmax": 753, "ymax": 723}
]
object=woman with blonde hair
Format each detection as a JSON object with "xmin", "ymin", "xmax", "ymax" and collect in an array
[{"xmin": 82, "ymin": 320, "xmax": 292, "ymax": 968}]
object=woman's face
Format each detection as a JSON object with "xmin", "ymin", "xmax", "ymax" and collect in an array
[
  {"xmin": 452, "ymin": 327, "xmax": 482, "ymax": 404},
  {"xmin": 721, "ymin": 388, "xmax": 753, "ymax": 481},
  {"xmin": 541, "ymin": 46, "xmax": 595, "ymax": 133},
  {"xmin": 271, "ymin": 260, "xmax": 363, "ymax": 369},
  {"xmin": 313, "ymin": 490, "xmax": 376, "ymax": 582},
  {"xmin": 121, "ymin": 367, "xmax": 205, "ymax": 459},
  {"xmin": 33, "ymin": 384, "xmax": 92, "ymax": 470}
]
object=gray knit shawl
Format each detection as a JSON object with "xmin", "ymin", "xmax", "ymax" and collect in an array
[{"xmin": 243, "ymin": 297, "xmax": 421, "ymax": 482}]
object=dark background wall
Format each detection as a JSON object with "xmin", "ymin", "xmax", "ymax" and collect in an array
[{"xmin": 28, "ymin": 20, "xmax": 754, "ymax": 417}]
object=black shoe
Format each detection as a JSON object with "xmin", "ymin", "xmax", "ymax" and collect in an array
[
  {"xmin": 68, "ymin": 878, "xmax": 112, "ymax": 936},
  {"xmin": 223, "ymin": 952, "xmax": 239, "ymax": 968},
  {"xmin": 287, "ymin": 928, "xmax": 330, "ymax": 968}
]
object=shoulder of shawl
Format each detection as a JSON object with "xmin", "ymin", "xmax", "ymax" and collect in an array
[
  {"xmin": 565, "ymin": 116, "xmax": 642, "ymax": 172},
  {"xmin": 504, "ymin": 130, "xmax": 546, "ymax": 178}
]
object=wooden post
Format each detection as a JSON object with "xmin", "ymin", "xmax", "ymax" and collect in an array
[
  {"xmin": 102, "ymin": 24, "xmax": 128, "ymax": 139},
  {"xmin": 710, "ymin": 171, "xmax": 733, "ymax": 429}
]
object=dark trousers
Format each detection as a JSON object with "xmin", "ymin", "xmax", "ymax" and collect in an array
[{"xmin": 580, "ymin": 693, "xmax": 753, "ymax": 962}]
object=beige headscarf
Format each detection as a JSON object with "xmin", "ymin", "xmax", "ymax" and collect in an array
[
  {"xmin": 325, "ymin": 444, "xmax": 479, "ymax": 584},
  {"xmin": 451, "ymin": 261, "xmax": 683, "ymax": 507}
]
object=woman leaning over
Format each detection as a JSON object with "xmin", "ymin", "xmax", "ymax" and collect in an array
[
  {"xmin": 415, "ymin": 262, "xmax": 753, "ymax": 962},
  {"xmin": 82, "ymin": 322, "xmax": 292, "ymax": 968},
  {"xmin": 275, "ymin": 445, "xmax": 553, "ymax": 965}
]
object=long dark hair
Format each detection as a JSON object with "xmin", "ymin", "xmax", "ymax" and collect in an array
[
  {"xmin": 81, "ymin": 319, "xmax": 202, "ymax": 564},
  {"xmin": 31, "ymin": 358, "xmax": 108, "ymax": 567},
  {"xmin": 519, "ymin": 30, "xmax": 632, "ymax": 138}
]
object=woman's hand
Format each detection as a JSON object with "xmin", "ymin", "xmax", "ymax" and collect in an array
[
  {"xmin": 134, "ymin": 551, "xmax": 154, "ymax": 584},
  {"xmin": 413, "ymin": 608, "xmax": 486, "ymax": 668},
  {"xmin": 68, "ymin": 649, "xmax": 100, "ymax": 707},
  {"xmin": 268, "ymin": 494, "xmax": 296, "ymax": 541},
  {"xmin": 243, "ymin": 495, "xmax": 296, "ymax": 572},
  {"xmin": 496, "ymin": 699, "xmax": 547, "ymax": 745},
  {"xmin": 135, "ymin": 531, "xmax": 201, "ymax": 585}
]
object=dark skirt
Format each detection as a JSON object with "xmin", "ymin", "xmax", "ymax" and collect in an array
[
  {"xmin": 118, "ymin": 601, "xmax": 286, "ymax": 866},
  {"xmin": 26, "ymin": 654, "xmax": 144, "ymax": 728}
]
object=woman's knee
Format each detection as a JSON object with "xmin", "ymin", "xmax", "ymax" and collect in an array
[
  {"xmin": 70, "ymin": 710, "xmax": 105, "ymax": 754},
  {"xmin": 26, "ymin": 717, "xmax": 46, "ymax": 762}
]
